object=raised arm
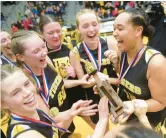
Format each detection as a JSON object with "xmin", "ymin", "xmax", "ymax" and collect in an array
[
  {"xmin": 90, "ymin": 96, "xmax": 109, "ymax": 138},
  {"xmin": 69, "ymin": 49, "xmax": 85, "ymax": 79},
  {"xmin": 63, "ymin": 74, "xmax": 90, "ymax": 88},
  {"xmin": 104, "ymin": 36, "xmax": 120, "ymax": 73},
  {"xmin": 69, "ymin": 50, "xmax": 96, "ymax": 88}
]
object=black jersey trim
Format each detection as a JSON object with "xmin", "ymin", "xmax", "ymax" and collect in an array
[{"xmin": 147, "ymin": 53, "xmax": 161, "ymax": 65}]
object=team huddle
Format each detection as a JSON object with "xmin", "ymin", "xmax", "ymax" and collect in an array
[{"xmin": 1, "ymin": 7, "xmax": 166, "ymax": 138}]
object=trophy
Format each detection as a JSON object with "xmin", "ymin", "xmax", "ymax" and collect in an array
[
  {"xmin": 62, "ymin": 32, "xmax": 81, "ymax": 60},
  {"xmin": 81, "ymin": 59, "xmax": 126, "ymax": 123}
]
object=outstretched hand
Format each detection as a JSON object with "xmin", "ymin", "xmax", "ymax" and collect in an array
[
  {"xmin": 79, "ymin": 74, "xmax": 91, "ymax": 85},
  {"xmin": 110, "ymin": 101, "xmax": 134, "ymax": 124},
  {"xmin": 132, "ymin": 99, "xmax": 148, "ymax": 118},
  {"xmin": 69, "ymin": 100, "xmax": 98, "ymax": 117}
]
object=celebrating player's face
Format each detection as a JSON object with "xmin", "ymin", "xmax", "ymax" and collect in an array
[
  {"xmin": 1, "ymin": 71, "xmax": 38, "ymax": 115},
  {"xmin": 18, "ymin": 35, "xmax": 48, "ymax": 69},
  {"xmin": 113, "ymin": 12, "xmax": 140, "ymax": 52},
  {"xmin": 78, "ymin": 13, "xmax": 99, "ymax": 44},
  {"xmin": 42, "ymin": 22, "xmax": 62, "ymax": 49},
  {"xmin": 0, "ymin": 32, "xmax": 13, "ymax": 55}
]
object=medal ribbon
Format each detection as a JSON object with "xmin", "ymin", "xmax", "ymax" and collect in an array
[
  {"xmin": 1, "ymin": 54, "xmax": 15, "ymax": 65},
  {"xmin": 119, "ymin": 46, "xmax": 145, "ymax": 80},
  {"xmin": 47, "ymin": 44, "xmax": 62, "ymax": 54},
  {"xmin": 23, "ymin": 64, "xmax": 49, "ymax": 106},
  {"xmin": 83, "ymin": 38, "xmax": 102, "ymax": 71},
  {"xmin": 11, "ymin": 109, "xmax": 69, "ymax": 133}
]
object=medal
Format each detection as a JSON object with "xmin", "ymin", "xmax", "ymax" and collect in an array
[{"xmin": 49, "ymin": 107, "xmax": 59, "ymax": 117}]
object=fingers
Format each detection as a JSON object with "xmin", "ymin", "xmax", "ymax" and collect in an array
[
  {"xmin": 80, "ymin": 109, "xmax": 98, "ymax": 116},
  {"xmin": 83, "ymin": 74, "xmax": 90, "ymax": 80},
  {"xmin": 93, "ymin": 85, "xmax": 99, "ymax": 95},
  {"xmin": 77, "ymin": 100, "xmax": 93, "ymax": 108},
  {"xmin": 66, "ymin": 65, "xmax": 76, "ymax": 78},
  {"xmin": 87, "ymin": 100, "xmax": 93, "ymax": 105},
  {"xmin": 123, "ymin": 101, "xmax": 135, "ymax": 114},
  {"xmin": 132, "ymin": 99, "xmax": 148, "ymax": 117},
  {"xmin": 118, "ymin": 113, "xmax": 130, "ymax": 124},
  {"xmin": 104, "ymin": 50, "xmax": 118, "ymax": 63},
  {"xmin": 80, "ymin": 74, "xmax": 91, "ymax": 85},
  {"xmin": 87, "ymin": 103, "xmax": 98, "ymax": 110},
  {"xmin": 104, "ymin": 50, "xmax": 115, "ymax": 57},
  {"xmin": 113, "ymin": 101, "xmax": 134, "ymax": 124},
  {"xmin": 88, "ymin": 77, "xmax": 96, "ymax": 85},
  {"xmin": 72, "ymin": 100, "xmax": 94, "ymax": 109},
  {"xmin": 76, "ymin": 104, "xmax": 98, "ymax": 116},
  {"xmin": 110, "ymin": 113, "xmax": 129, "ymax": 124},
  {"xmin": 72, "ymin": 100, "xmax": 85, "ymax": 109},
  {"xmin": 110, "ymin": 101, "xmax": 134, "ymax": 124},
  {"xmin": 73, "ymin": 100, "xmax": 93, "ymax": 108},
  {"xmin": 108, "ymin": 78, "xmax": 120, "ymax": 85},
  {"xmin": 108, "ymin": 53, "xmax": 117, "ymax": 60},
  {"xmin": 110, "ymin": 114, "xmax": 116, "ymax": 124}
]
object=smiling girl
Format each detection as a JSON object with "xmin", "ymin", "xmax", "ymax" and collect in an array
[
  {"xmin": 0, "ymin": 31, "xmax": 16, "ymax": 65},
  {"xmin": 105, "ymin": 8, "xmax": 166, "ymax": 136},
  {"xmin": 1, "ymin": 65, "xmax": 98, "ymax": 138},
  {"xmin": 10, "ymin": 30, "xmax": 97, "ymax": 137},
  {"xmin": 70, "ymin": 9, "xmax": 119, "ymax": 124},
  {"xmin": 39, "ymin": 14, "xmax": 87, "ymax": 109}
]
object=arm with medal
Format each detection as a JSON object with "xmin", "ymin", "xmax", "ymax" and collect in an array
[{"xmin": 63, "ymin": 35, "xmax": 96, "ymax": 88}]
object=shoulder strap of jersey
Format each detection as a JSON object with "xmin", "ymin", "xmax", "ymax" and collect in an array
[
  {"xmin": 145, "ymin": 48, "xmax": 161, "ymax": 64},
  {"xmin": 99, "ymin": 36, "xmax": 109, "ymax": 50}
]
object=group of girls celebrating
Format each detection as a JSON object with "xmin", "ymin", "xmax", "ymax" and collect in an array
[{"xmin": 1, "ymin": 7, "xmax": 166, "ymax": 138}]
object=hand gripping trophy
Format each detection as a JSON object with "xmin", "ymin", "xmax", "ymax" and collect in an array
[{"xmin": 82, "ymin": 59, "xmax": 127, "ymax": 123}]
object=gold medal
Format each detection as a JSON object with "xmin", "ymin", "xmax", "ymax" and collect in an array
[{"xmin": 49, "ymin": 107, "xmax": 59, "ymax": 117}]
